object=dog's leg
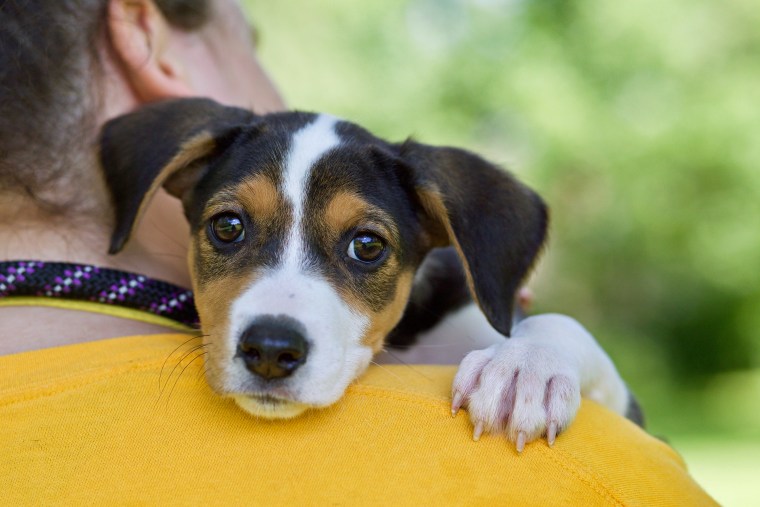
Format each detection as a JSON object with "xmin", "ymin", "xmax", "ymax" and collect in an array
[
  {"xmin": 378, "ymin": 248, "xmax": 640, "ymax": 448},
  {"xmin": 451, "ymin": 313, "xmax": 638, "ymax": 450}
]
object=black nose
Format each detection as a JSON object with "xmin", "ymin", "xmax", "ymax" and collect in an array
[{"xmin": 238, "ymin": 316, "xmax": 309, "ymax": 380}]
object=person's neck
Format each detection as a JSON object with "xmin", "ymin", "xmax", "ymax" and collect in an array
[
  {"xmin": 0, "ymin": 188, "xmax": 192, "ymax": 356},
  {"xmin": 0, "ymin": 189, "xmax": 192, "ymax": 288}
]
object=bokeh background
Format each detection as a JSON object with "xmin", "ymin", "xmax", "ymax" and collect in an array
[{"xmin": 245, "ymin": 0, "xmax": 759, "ymax": 503}]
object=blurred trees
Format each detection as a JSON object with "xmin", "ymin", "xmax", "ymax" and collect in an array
[{"xmin": 246, "ymin": 0, "xmax": 759, "ymax": 390}]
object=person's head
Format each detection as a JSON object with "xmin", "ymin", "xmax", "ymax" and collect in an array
[{"xmin": 0, "ymin": 0, "xmax": 283, "ymax": 221}]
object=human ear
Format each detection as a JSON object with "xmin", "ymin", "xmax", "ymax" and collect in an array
[{"xmin": 107, "ymin": 0, "xmax": 193, "ymax": 102}]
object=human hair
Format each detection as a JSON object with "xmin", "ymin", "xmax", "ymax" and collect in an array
[{"xmin": 0, "ymin": 0, "xmax": 212, "ymax": 217}]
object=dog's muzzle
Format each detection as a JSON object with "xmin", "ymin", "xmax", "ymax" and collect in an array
[
  {"xmin": 237, "ymin": 315, "xmax": 309, "ymax": 380},
  {"xmin": 232, "ymin": 315, "xmax": 311, "ymax": 419}
]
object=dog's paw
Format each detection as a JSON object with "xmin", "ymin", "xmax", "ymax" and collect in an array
[{"xmin": 451, "ymin": 339, "xmax": 581, "ymax": 452}]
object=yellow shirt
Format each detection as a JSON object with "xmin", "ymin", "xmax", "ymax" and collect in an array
[{"xmin": 1, "ymin": 333, "xmax": 717, "ymax": 506}]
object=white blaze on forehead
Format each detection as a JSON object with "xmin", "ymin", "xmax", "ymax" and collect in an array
[
  {"xmin": 282, "ymin": 114, "xmax": 341, "ymax": 265},
  {"xmin": 284, "ymin": 114, "xmax": 340, "ymax": 201}
]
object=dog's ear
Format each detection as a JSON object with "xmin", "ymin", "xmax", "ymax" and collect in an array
[
  {"xmin": 398, "ymin": 141, "xmax": 548, "ymax": 337},
  {"xmin": 100, "ymin": 98, "xmax": 256, "ymax": 254}
]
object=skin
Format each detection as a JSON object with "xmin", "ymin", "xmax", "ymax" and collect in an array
[{"xmin": 0, "ymin": 0, "xmax": 284, "ymax": 355}]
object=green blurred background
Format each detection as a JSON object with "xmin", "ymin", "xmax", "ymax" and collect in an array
[{"xmin": 245, "ymin": 0, "xmax": 759, "ymax": 503}]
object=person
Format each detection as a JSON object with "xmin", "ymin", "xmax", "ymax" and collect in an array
[
  {"xmin": 0, "ymin": 1, "xmax": 717, "ymax": 504},
  {"xmin": 0, "ymin": 0, "xmax": 283, "ymax": 355}
]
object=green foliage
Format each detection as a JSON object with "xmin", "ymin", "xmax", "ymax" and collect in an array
[{"xmin": 245, "ymin": 0, "xmax": 760, "ymax": 427}]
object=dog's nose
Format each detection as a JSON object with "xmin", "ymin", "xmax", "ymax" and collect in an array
[{"xmin": 238, "ymin": 317, "xmax": 309, "ymax": 380}]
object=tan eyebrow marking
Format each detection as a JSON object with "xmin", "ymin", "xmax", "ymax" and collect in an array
[
  {"xmin": 323, "ymin": 191, "xmax": 396, "ymax": 241},
  {"xmin": 236, "ymin": 173, "xmax": 281, "ymax": 224},
  {"xmin": 325, "ymin": 192, "xmax": 367, "ymax": 235}
]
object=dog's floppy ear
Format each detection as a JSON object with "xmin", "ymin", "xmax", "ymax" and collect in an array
[
  {"xmin": 398, "ymin": 141, "xmax": 548, "ymax": 337},
  {"xmin": 100, "ymin": 98, "xmax": 256, "ymax": 254}
]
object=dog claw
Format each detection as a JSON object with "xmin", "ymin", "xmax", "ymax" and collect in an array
[
  {"xmin": 547, "ymin": 422, "xmax": 557, "ymax": 447},
  {"xmin": 451, "ymin": 391, "xmax": 464, "ymax": 417},
  {"xmin": 516, "ymin": 431, "xmax": 527, "ymax": 453},
  {"xmin": 473, "ymin": 422, "xmax": 484, "ymax": 442}
]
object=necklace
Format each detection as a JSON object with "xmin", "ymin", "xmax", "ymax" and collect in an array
[{"xmin": 0, "ymin": 260, "xmax": 198, "ymax": 327}]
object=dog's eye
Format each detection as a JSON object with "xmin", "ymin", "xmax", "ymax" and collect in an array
[
  {"xmin": 347, "ymin": 233, "xmax": 386, "ymax": 263},
  {"xmin": 210, "ymin": 213, "xmax": 245, "ymax": 243}
]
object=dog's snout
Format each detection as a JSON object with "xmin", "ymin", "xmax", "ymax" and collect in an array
[{"xmin": 238, "ymin": 317, "xmax": 309, "ymax": 380}]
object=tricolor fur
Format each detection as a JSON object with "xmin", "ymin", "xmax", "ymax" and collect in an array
[{"xmin": 101, "ymin": 98, "xmax": 640, "ymax": 446}]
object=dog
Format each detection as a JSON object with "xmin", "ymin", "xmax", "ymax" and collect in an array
[{"xmin": 100, "ymin": 98, "xmax": 642, "ymax": 451}]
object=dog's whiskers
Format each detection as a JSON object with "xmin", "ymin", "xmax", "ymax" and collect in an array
[
  {"xmin": 165, "ymin": 351, "xmax": 208, "ymax": 407},
  {"xmin": 195, "ymin": 340, "xmax": 215, "ymax": 385},
  {"xmin": 161, "ymin": 343, "xmax": 208, "ymax": 393},
  {"xmin": 197, "ymin": 364, "xmax": 211, "ymax": 385},
  {"xmin": 392, "ymin": 342, "xmax": 468, "ymax": 348},
  {"xmin": 372, "ymin": 353, "xmax": 435, "ymax": 382},
  {"xmin": 153, "ymin": 345, "xmax": 208, "ymax": 413},
  {"xmin": 159, "ymin": 334, "xmax": 208, "ymax": 392},
  {"xmin": 368, "ymin": 360, "xmax": 405, "ymax": 383},
  {"xmin": 377, "ymin": 348, "xmax": 434, "ymax": 381}
]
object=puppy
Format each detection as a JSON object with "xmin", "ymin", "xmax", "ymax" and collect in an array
[{"xmin": 101, "ymin": 98, "xmax": 641, "ymax": 450}]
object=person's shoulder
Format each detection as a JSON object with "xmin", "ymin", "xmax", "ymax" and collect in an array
[
  {"xmin": 357, "ymin": 365, "xmax": 717, "ymax": 506},
  {"xmin": 1, "ymin": 334, "xmax": 717, "ymax": 506}
]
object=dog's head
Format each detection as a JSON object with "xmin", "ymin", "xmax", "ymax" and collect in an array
[{"xmin": 101, "ymin": 98, "xmax": 547, "ymax": 418}]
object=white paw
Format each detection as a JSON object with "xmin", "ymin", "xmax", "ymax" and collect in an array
[{"xmin": 451, "ymin": 339, "xmax": 581, "ymax": 452}]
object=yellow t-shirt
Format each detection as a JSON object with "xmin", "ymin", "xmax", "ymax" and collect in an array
[{"xmin": 1, "ymin": 333, "xmax": 716, "ymax": 506}]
